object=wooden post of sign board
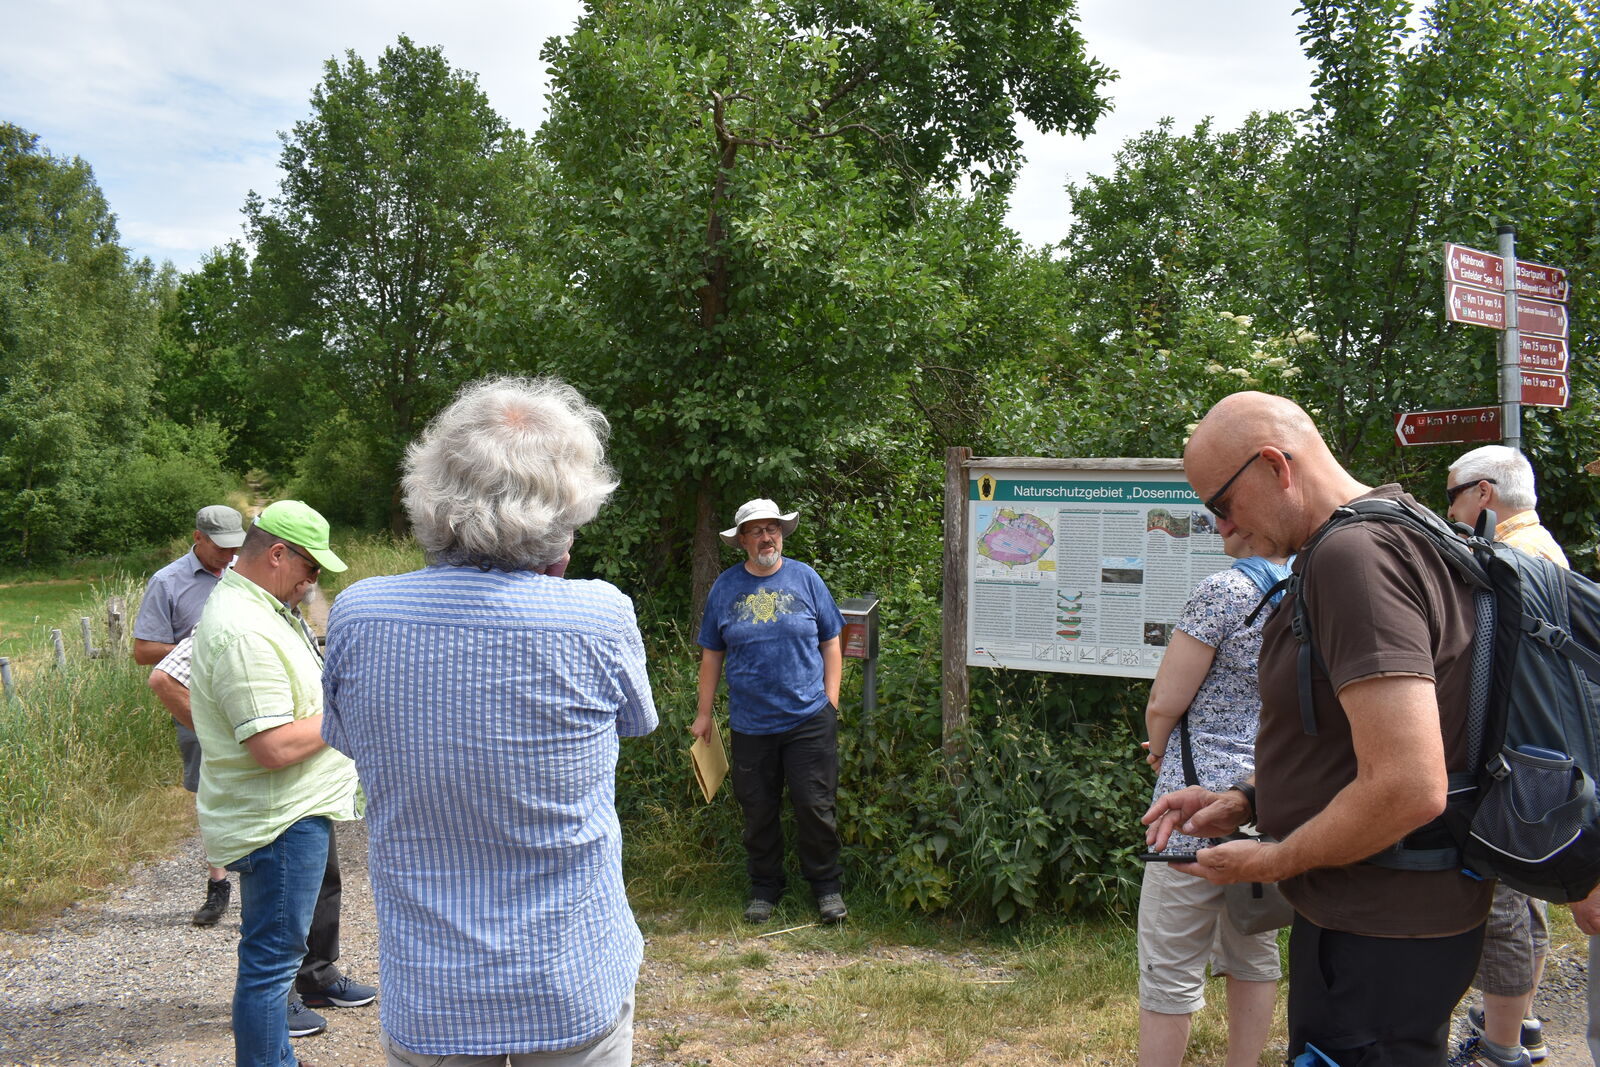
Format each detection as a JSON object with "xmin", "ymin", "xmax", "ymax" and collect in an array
[{"xmin": 941, "ymin": 447, "xmax": 971, "ymax": 774}]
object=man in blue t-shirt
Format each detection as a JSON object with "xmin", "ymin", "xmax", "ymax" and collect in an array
[{"xmin": 695, "ymin": 498, "xmax": 845, "ymax": 925}]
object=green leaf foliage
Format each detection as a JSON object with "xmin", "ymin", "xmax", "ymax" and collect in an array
[{"xmin": 0, "ymin": 125, "xmax": 165, "ymax": 563}]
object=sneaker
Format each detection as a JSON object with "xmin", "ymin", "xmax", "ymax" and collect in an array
[
  {"xmin": 1467, "ymin": 1006, "xmax": 1547, "ymax": 1063},
  {"xmin": 299, "ymin": 974, "xmax": 377, "ymax": 1008},
  {"xmin": 743, "ymin": 898, "xmax": 775, "ymax": 924},
  {"xmin": 191, "ymin": 877, "xmax": 230, "ymax": 927},
  {"xmin": 816, "ymin": 892, "xmax": 848, "ymax": 924},
  {"xmin": 1449, "ymin": 1036, "xmax": 1532, "ymax": 1067},
  {"xmin": 286, "ymin": 995, "xmax": 327, "ymax": 1038}
]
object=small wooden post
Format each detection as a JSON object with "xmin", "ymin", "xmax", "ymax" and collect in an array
[
  {"xmin": 107, "ymin": 596, "xmax": 127, "ymax": 650},
  {"xmin": 51, "ymin": 629, "xmax": 67, "ymax": 668},
  {"xmin": 941, "ymin": 447, "xmax": 972, "ymax": 775},
  {"xmin": 81, "ymin": 617, "xmax": 100, "ymax": 659},
  {"xmin": 0, "ymin": 657, "xmax": 13, "ymax": 702}
]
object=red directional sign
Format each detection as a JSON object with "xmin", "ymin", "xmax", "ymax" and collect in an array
[
  {"xmin": 1520, "ymin": 371, "xmax": 1570, "ymax": 409},
  {"xmin": 1520, "ymin": 334, "xmax": 1569, "ymax": 374},
  {"xmin": 1517, "ymin": 294, "xmax": 1569, "ymax": 338},
  {"xmin": 1444, "ymin": 243, "xmax": 1569, "ymax": 302},
  {"xmin": 1394, "ymin": 406, "xmax": 1502, "ymax": 447},
  {"xmin": 1445, "ymin": 284, "xmax": 1569, "ymax": 338},
  {"xmin": 1445, "ymin": 243, "xmax": 1505, "ymax": 290},
  {"xmin": 1516, "ymin": 260, "xmax": 1570, "ymax": 303},
  {"xmin": 1447, "ymin": 282, "xmax": 1505, "ymax": 328}
]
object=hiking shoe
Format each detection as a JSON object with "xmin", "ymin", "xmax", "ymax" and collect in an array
[
  {"xmin": 1449, "ymin": 1036, "xmax": 1532, "ymax": 1067},
  {"xmin": 743, "ymin": 898, "xmax": 775, "ymax": 924},
  {"xmin": 191, "ymin": 877, "xmax": 230, "ymax": 927},
  {"xmin": 816, "ymin": 892, "xmax": 848, "ymax": 924},
  {"xmin": 299, "ymin": 974, "xmax": 377, "ymax": 1008},
  {"xmin": 286, "ymin": 996, "xmax": 327, "ymax": 1038},
  {"xmin": 1467, "ymin": 1006, "xmax": 1546, "ymax": 1063}
]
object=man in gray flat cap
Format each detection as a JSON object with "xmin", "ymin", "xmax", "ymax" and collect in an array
[
  {"xmin": 694, "ymin": 498, "xmax": 846, "ymax": 925},
  {"xmin": 136, "ymin": 504, "xmax": 246, "ymax": 925}
]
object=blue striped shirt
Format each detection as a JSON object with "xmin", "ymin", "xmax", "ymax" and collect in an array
[{"xmin": 322, "ymin": 566, "xmax": 657, "ymax": 1055}]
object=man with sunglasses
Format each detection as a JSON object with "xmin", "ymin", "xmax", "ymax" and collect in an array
[
  {"xmin": 1145, "ymin": 392, "xmax": 1493, "ymax": 1066},
  {"xmin": 695, "ymin": 498, "xmax": 846, "ymax": 925},
  {"xmin": 189, "ymin": 500, "xmax": 371, "ymax": 1067},
  {"xmin": 1446, "ymin": 445, "xmax": 1568, "ymax": 1067}
]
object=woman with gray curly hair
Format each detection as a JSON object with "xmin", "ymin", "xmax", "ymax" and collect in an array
[
  {"xmin": 402, "ymin": 375, "xmax": 619, "ymax": 572},
  {"xmin": 323, "ymin": 375, "xmax": 656, "ymax": 1066}
]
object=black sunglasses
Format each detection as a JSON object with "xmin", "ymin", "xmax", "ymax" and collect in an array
[
  {"xmin": 1204, "ymin": 450, "xmax": 1292, "ymax": 520},
  {"xmin": 282, "ymin": 543, "xmax": 321, "ymax": 576},
  {"xmin": 1446, "ymin": 478, "xmax": 1496, "ymax": 505}
]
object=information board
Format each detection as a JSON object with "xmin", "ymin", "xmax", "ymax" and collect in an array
[{"xmin": 964, "ymin": 463, "xmax": 1231, "ymax": 680}]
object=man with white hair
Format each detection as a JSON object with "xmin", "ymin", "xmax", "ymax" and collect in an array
[
  {"xmin": 1447, "ymin": 444, "xmax": 1568, "ymax": 567},
  {"xmin": 694, "ymin": 498, "xmax": 846, "ymax": 925},
  {"xmin": 323, "ymin": 376, "xmax": 657, "ymax": 1067},
  {"xmin": 1447, "ymin": 444, "xmax": 1568, "ymax": 1067}
]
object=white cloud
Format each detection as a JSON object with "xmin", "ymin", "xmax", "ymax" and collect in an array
[{"xmin": 2, "ymin": 0, "xmax": 1319, "ymax": 268}]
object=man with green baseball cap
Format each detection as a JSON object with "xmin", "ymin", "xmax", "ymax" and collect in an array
[
  {"xmin": 254, "ymin": 499, "xmax": 348, "ymax": 574},
  {"xmin": 190, "ymin": 499, "xmax": 371, "ymax": 1065}
]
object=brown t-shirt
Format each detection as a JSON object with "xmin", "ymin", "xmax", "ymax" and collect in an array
[{"xmin": 1255, "ymin": 485, "xmax": 1494, "ymax": 936}]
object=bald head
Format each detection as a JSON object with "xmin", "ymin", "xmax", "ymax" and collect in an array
[
  {"xmin": 1185, "ymin": 391, "xmax": 1369, "ymax": 555},
  {"xmin": 1186, "ymin": 392, "xmax": 1322, "ymax": 466}
]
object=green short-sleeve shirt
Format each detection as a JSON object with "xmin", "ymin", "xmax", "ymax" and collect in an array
[{"xmin": 190, "ymin": 570, "xmax": 362, "ymax": 866}]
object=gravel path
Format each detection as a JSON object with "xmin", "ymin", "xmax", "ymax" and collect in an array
[{"xmin": 1, "ymin": 822, "xmax": 1597, "ymax": 1066}]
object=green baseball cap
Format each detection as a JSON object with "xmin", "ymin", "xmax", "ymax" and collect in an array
[{"xmin": 253, "ymin": 500, "xmax": 347, "ymax": 573}]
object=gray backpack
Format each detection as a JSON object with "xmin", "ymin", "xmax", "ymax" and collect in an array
[{"xmin": 1278, "ymin": 497, "xmax": 1600, "ymax": 903}]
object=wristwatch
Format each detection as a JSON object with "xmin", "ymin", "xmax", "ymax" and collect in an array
[{"xmin": 1229, "ymin": 780, "xmax": 1257, "ymax": 823}]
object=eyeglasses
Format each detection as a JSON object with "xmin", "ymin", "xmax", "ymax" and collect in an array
[
  {"xmin": 283, "ymin": 543, "xmax": 321, "ymax": 578},
  {"xmin": 1204, "ymin": 449, "xmax": 1291, "ymax": 520},
  {"xmin": 1446, "ymin": 478, "xmax": 1495, "ymax": 505},
  {"xmin": 742, "ymin": 523, "xmax": 784, "ymax": 538}
]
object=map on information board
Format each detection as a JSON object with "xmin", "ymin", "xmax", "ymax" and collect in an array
[{"xmin": 965, "ymin": 466, "xmax": 1231, "ymax": 680}]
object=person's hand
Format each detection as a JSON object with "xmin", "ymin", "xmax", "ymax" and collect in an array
[
  {"xmin": 1142, "ymin": 785, "xmax": 1248, "ymax": 850},
  {"xmin": 690, "ymin": 711, "xmax": 714, "ymax": 743},
  {"xmin": 1172, "ymin": 838, "xmax": 1279, "ymax": 885},
  {"xmin": 1140, "ymin": 740, "xmax": 1163, "ymax": 772},
  {"xmin": 1572, "ymin": 885, "xmax": 1600, "ymax": 935}
]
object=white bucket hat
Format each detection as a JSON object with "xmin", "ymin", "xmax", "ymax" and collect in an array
[{"xmin": 720, "ymin": 498, "xmax": 799, "ymax": 547}]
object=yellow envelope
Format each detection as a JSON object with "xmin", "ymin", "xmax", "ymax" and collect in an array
[{"xmin": 690, "ymin": 719, "xmax": 730, "ymax": 803}]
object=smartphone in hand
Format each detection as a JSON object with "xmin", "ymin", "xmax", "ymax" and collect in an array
[{"xmin": 1138, "ymin": 851, "xmax": 1198, "ymax": 863}]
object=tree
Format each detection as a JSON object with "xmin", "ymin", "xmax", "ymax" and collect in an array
[
  {"xmin": 0, "ymin": 125, "xmax": 163, "ymax": 562},
  {"xmin": 152, "ymin": 242, "xmax": 329, "ymax": 474},
  {"xmin": 1049, "ymin": 0, "xmax": 1600, "ymax": 562},
  {"xmin": 459, "ymin": 0, "xmax": 1112, "ymax": 608},
  {"xmin": 246, "ymin": 36, "xmax": 532, "ymax": 528}
]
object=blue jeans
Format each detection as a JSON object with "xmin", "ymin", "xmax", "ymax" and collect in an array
[{"xmin": 226, "ymin": 817, "xmax": 331, "ymax": 1067}]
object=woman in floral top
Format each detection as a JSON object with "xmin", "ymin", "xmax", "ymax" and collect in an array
[{"xmin": 1137, "ymin": 527, "xmax": 1290, "ymax": 1067}]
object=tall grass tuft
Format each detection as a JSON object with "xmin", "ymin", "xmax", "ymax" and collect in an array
[{"xmin": 0, "ymin": 575, "xmax": 192, "ymax": 925}]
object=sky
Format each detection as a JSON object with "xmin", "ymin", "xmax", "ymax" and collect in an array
[{"xmin": 0, "ymin": 0, "xmax": 1318, "ymax": 274}]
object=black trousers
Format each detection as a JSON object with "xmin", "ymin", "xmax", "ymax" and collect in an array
[
  {"xmin": 732, "ymin": 704, "xmax": 842, "ymax": 901},
  {"xmin": 294, "ymin": 825, "xmax": 343, "ymax": 993},
  {"xmin": 1287, "ymin": 913, "xmax": 1486, "ymax": 1065}
]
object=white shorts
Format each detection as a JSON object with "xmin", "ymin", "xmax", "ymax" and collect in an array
[{"xmin": 1137, "ymin": 860, "xmax": 1282, "ymax": 1014}]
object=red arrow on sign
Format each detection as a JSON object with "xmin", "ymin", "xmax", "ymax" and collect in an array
[
  {"xmin": 1520, "ymin": 371, "xmax": 1570, "ymax": 409},
  {"xmin": 1394, "ymin": 406, "xmax": 1501, "ymax": 447},
  {"xmin": 1520, "ymin": 335, "xmax": 1569, "ymax": 374}
]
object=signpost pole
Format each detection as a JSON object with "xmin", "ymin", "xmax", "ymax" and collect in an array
[{"xmin": 1498, "ymin": 225, "xmax": 1522, "ymax": 450}]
